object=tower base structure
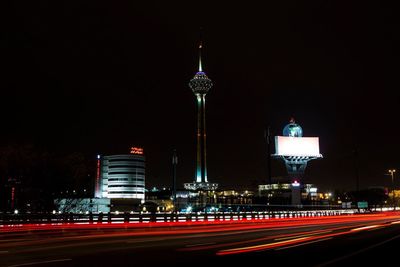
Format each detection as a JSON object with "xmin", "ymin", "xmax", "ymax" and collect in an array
[
  {"xmin": 291, "ymin": 185, "xmax": 301, "ymax": 206},
  {"xmin": 272, "ymin": 156, "xmax": 322, "ymax": 206},
  {"xmin": 277, "ymin": 155, "xmax": 322, "ymax": 178},
  {"xmin": 184, "ymin": 182, "xmax": 218, "ymax": 191}
]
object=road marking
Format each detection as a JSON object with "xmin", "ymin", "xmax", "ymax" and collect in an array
[
  {"xmin": 316, "ymin": 233, "xmax": 400, "ymax": 267},
  {"xmin": 275, "ymin": 237, "xmax": 333, "ymax": 250},
  {"xmin": 185, "ymin": 242, "xmax": 216, "ymax": 247},
  {"xmin": 8, "ymin": 258, "xmax": 72, "ymax": 267}
]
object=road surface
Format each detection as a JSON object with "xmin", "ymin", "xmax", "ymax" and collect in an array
[{"xmin": 1, "ymin": 212, "xmax": 400, "ymax": 267}]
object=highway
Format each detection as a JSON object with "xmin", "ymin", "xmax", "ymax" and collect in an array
[{"xmin": 1, "ymin": 212, "xmax": 400, "ymax": 267}]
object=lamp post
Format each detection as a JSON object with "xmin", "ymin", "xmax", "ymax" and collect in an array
[
  {"xmin": 389, "ymin": 169, "xmax": 396, "ymax": 210},
  {"xmin": 172, "ymin": 149, "xmax": 178, "ymax": 209},
  {"xmin": 265, "ymin": 125, "xmax": 272, "ymax": 185}
]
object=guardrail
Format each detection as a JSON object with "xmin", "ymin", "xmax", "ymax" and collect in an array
[{"xmin": 0, "ymin": 209, "xmax": 361, "ymax": 226}]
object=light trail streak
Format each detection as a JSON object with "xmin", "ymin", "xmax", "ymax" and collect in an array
[
  {"xmin": 350, "ymin": 225, "xmax": 382, "ymax": 232},
  {"xmin": 2, "ymin": 212, "xmax": 400, "ymax": 256},
  {"xmin": 274, "ymin": 230, "xmax": 332, "ymax": 241},
  {"xmin": 216, "ymin": 222, "xmax": 392, "ymax": 256},
  {"xmin": 217, "ymin": 237, "xmax": 311, "ymax": 255},
  {"xmin": 0, "ymin": 223, "xmax": 325, "ymax": 251},
  {"xmin": 1, "ymin": 212, "xmax": 396, "ymax": 233},
  {"xmin": 274, "ymin": 237, "xmax": 333, "ymax": 250},
  {"xmin": 179, "ymin": 224, "xmax": 361, "ymax": 252}
]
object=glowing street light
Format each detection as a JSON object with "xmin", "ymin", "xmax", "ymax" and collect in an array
[{"xmin": 389, "ymin": 169, "xmax": 396, "ymax": 184}]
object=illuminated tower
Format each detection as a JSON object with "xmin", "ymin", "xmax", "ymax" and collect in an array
[{"xmin": 184, "ymin": 41, "xmax": 218, "ymax": 191}]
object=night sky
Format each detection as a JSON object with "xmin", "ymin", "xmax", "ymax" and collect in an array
[{"xmin": 4, "ymin": 1, "xmax": 400, "ymax": 191}]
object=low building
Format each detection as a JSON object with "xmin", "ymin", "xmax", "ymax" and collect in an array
[
  {"xmin": 55, "ymin": 148, "xmax": 146, "ymax": 213},
  {"xmin": 258, "ymin": 182, "xmax": 318, "ymax": 205}
]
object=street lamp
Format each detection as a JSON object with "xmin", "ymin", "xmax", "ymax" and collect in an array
[
  {"xmin": 388, "ymin": 169, "xmax": 396, "ymax": 210},
  {"xmin": 172, "ymin": 149, "xmax": 178, "ymax": 210}
]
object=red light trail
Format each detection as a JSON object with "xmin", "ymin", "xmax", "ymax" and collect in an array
[
  {"xmin": 1, "ymin": 212, "xmax": 399, "ymax": 234},
  {"xmin": 1, "ymin": 212, "xmax": 400, "ymax": 267}
]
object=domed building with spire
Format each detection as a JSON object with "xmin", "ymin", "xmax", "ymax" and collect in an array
[{"xmin": 283, "ymin": 117, "xmax": 303, "ymax": 137}]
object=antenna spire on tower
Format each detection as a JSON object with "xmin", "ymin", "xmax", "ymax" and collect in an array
[
  {"xmin": 198, "ymin": 41, "xmax": 203, "ymax": 72},
  {"xmin": 198, "ymin": 28, "xmax": 203, "ymax": 72}
]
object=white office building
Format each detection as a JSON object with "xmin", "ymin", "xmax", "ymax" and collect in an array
[{"xmin": 97, "ymin": 154, "xmax": 145, "ymax": 200}]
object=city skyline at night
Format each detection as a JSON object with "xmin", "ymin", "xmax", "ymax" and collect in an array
[
  {"xmin": 3, "ymin": 1, "xmax": 399, "ymax": 195},
  {"xmin": 3, "ymin": 2, "xmax": 400, "ymax": 266}
]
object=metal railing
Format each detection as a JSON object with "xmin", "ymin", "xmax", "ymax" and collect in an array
[{"xmin": 0, "ymin": 209, "xmax": 361, "ymax": 226}]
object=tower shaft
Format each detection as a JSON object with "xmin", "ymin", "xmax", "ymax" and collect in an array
[{"xmin": 196, "ymin": 94, "xmax": 207, "ymax": 183}]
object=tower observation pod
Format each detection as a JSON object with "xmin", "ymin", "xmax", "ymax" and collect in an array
[
  {"xmin": 272, "ymin": 118, "xmax": 323, "ymax": 205},
  {"xmin": 184, "ymin": 41, "xmax": 218, "ymax": 191}
]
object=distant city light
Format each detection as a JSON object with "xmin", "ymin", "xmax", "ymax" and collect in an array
[
  {"xmin": 310, "ymin": 187, "xmax": 318, "ymax": 193},
  {"xmin": 292, "ymin": 181, "xmax": 300, "ymax": 187}
]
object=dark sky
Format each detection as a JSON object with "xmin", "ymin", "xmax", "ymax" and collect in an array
[{"xmin": 4, "ymin": 1, "xmax": 400, "ymax": 191}]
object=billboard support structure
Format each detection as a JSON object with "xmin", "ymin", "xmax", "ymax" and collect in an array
[
  {"xmin": 271, "ymin": 119, "xmax": 323, "ymax": 206},
  {"xmin": 279, "ymin": 155, "xmax": 322, "ymax": 179}
]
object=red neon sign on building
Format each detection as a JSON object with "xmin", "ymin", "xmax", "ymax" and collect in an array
[{"xmin": 130, "ymin": 147, "xmax": 144, "ymax": 155}]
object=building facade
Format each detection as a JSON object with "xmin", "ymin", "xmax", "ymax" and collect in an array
[
  {"xmin": 258, "ymin": 182, "xmax": 319, "ymax": 205},
  {"xmin": 98, "ymin": 154, "xmax": 145, "ymax": 200}
]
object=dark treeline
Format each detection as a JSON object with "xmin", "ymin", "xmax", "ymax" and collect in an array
[{"xmin": 0, "ymin": 144, "xmax": 94, "ymax": 212}]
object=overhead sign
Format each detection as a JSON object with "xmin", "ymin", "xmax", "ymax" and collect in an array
[
  {"xmin": 130, "ymin": 147, "xmax": 144, "ymax": 155},
  {"xmin": 357, "ymin": 201, "xmax": 368, "ymax": 209},
  {"xmin": 274, "ymin": 136, "xmax": 321, "ymax": 157}
]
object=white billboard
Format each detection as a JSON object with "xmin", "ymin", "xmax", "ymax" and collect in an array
[{"xmin": 274, "ymin": 136, "xmax": 321, "ymax": 157}]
